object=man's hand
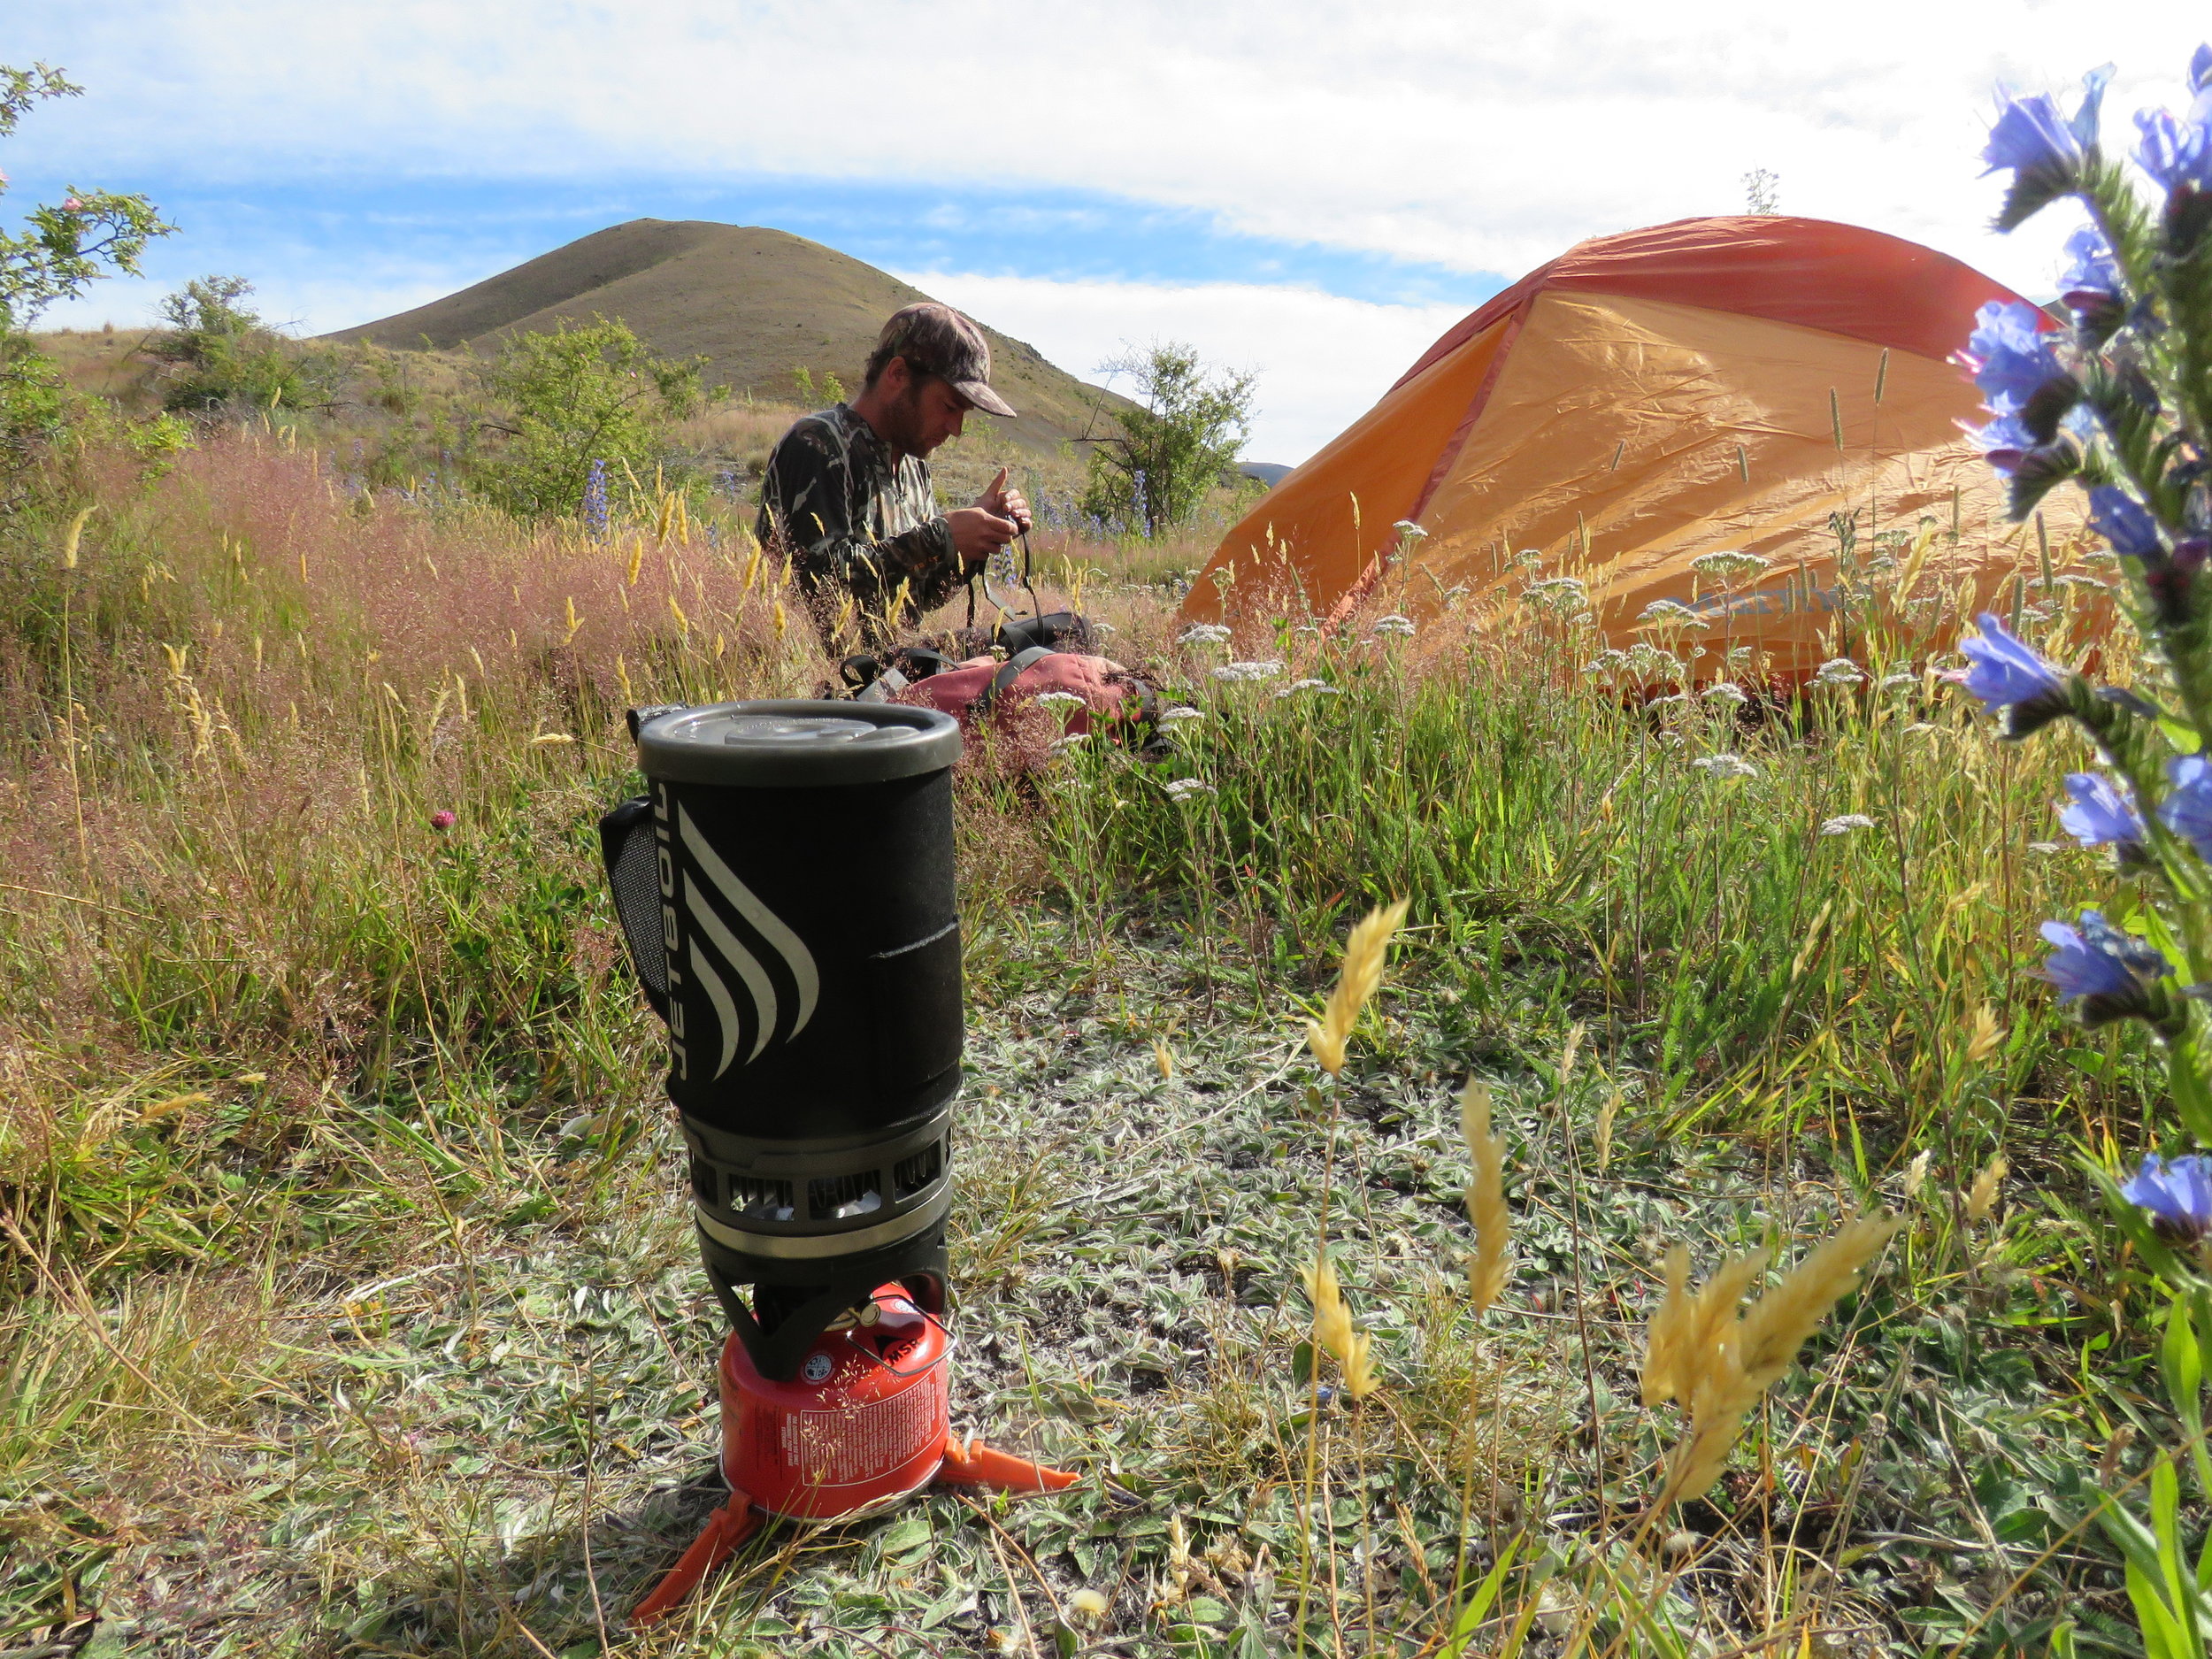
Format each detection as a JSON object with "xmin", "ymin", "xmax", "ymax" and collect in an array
[
  {"xmin": 948, "ymin": 505, "xmax": 1018, "ymax": 567},
  {"xmin": 973, "ymin": 466, "xmax": 1033, "ymax": 534}
]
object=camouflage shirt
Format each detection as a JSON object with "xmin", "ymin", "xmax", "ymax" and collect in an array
[{"xmin": 755, "ymin": 403, "xmax": 961, "ymax": 644}]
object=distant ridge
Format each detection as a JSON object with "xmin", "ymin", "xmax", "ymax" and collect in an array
[{"xmin": 326, "ymin": 219, "xmax": 1125, "ymax": 452}]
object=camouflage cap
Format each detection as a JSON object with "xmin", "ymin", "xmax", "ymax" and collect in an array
[{"xmin": 878, "ymin": 302, "xmax": 1017, "ymax": 418}]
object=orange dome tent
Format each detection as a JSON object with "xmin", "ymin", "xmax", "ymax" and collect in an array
[{"xmin": 1184, "ymin": 216, "xmax": 2080, "ymax": 677}]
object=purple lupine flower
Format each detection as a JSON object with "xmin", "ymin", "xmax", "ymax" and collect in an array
[
  {"xmin": 1950, "ymin": 612, "xmax": 2069, "ymax": 735},
  {"xmin": 2119, "ymin": 1152, "xmax": 2212, "ymax": 1242},
  {"xmin": 2039, "ymin": 910, "xmax": 2171, "ymax": 1007},
  {"xmin": 582, "ymin": 458, "xmax": 610, "ymax": 538},
  {"xmin": 2059, "ymin": 772, "xmax": 2144, "ymax": 849},
  {"xmin": 2160, "ymin": 754, "xmax": 2212, "ymax": 859},
  {"xmin": 2058, "ymin": 225, "xmax": 2123, "ymax": 303},
  {"xmin": 2087, "ymin": 486, "xmax": 2164, "ymax": 558},
  {"xmin": 1957, "ymin": 301, "xmax": 2068, "ymax": 416}
]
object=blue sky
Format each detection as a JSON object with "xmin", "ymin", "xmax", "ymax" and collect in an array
[{"xmin": 8, "ymin": 3, "xmax": 2210, "ymax": 460}]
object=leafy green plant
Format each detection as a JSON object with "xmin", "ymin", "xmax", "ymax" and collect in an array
[
  {"xmin": 1080, "ymin": 342, "xmax": 1255, "ymax": 537},
  {"xmin": 472, "ymin": 315, "xmax": 708, "ymax": 520},
  {"xmin": 144, "ymin": 274, "xmax": 337, "ymax": 414}
]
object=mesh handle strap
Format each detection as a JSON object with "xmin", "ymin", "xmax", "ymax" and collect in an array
[{"xmin": 597, "ymin": 796, "xmax": 671, "ymax": 1021}]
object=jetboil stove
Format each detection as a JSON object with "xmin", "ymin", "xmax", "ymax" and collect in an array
[{"xmin": 598, "ymin": 701, "xmax": 1073, "ymax": 1624}]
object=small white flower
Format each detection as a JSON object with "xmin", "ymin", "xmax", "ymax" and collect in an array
[
  {"xmin": 1091, "ymin": 620, "xmax": 1118, "ymax": 635},
  {"xmin": 1160, "ymin": 705, "xmax": 1206, "ymax": 723},
  {"xmin": 1819, "ymin": 813, "xmax": 1876, "ymax": 836},
  {"xmin": 1033, "ymin": 690, "xmax": 1086, "ymax": 710},
  {"xmin": 1637, "ymin": 599, "xmax": 1710, "ymax": 630},
  {"xmin": 1275, "ymin": 678, "xmax": 1341, "ymax": 698},
  {"xmin": 1879, "ymin": 671, "xmax": 1918, "ymax": 690},
  {"xmin": 1371, "ymin": 614, "xmax": 1416, "ymax": 637},
  {"xmin": 1690, "ymin": 549, "xmax": 1770, "ymax": 582},
  {"xmin": 1701, "ymin": 682, "xmax": 1749, "ymax": 705},
  {"xmin": 1212, "ymin": 660, "xmax": 1283, "ymax": 683},
  {"xmin": 1651, "ymin": 692, "xmax": 1688, "ymax": 706},
  {"xmin": 1813, "ymin": 657, "xmax": 1864, "ymax": 687},
  {"xmin": 1179, "ymin": 623, "xmax": 1232, "ymax": 647},
  {"xmin": 1904, "ymin": 721, "xmax": 1939, "ymax": 736},
  {"xmin": 1164, "ymin": 778, "xmax": 1215, "ymax": 801},
  {"xmin": 1689, "ymin": 753, "xmax": 1758, "ymax": 780},
  {"xmin": 1393, "ymin": 519, "xmax": 1429, "ymax": 541},
  {"xmin": 2026, "ymin": 839, "xmax": 2063, "ymax": 855},
  {"xmin": 1049, "ymin": 733, "xmax": 1089, "ymax": 754}
]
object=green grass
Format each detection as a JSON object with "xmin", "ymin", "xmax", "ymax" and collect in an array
[{"xmin": 0, "ymin": 425, "xmax": 2190, "ymax": 1656}]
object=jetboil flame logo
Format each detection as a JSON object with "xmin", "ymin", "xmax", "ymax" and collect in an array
[{"xmin": 654, "ymin": 787, "xmax": 819, "ymax": 1080}]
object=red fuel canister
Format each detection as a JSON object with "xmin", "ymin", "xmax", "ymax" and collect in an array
[{"xmin": 720, "ymin": 1283, "xmax": 950, "ymax": 1520}]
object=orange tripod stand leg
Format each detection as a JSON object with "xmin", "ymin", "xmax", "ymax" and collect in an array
[
  {"xmin": 628, "ymin": 1490, "xmax": 762, "ymax": 1627},
  {"xmin": 933, "ymin": 1432, "xmax": 1079, "ymax": 1494}
]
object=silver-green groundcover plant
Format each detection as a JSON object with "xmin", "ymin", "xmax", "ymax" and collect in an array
[{"xmin": 1963, "ymin": 47, "xmax": 2212, "ymax": 1653}]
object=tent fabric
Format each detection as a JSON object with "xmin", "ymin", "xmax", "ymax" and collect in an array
[{"xmin": 1185, "ymin": 216, "xmax": 2079, "ymax": 678}]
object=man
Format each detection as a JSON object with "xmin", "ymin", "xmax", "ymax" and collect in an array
[{"xmin": 757, "ymin": 302, "xmax": 1032, "ymax": 649}]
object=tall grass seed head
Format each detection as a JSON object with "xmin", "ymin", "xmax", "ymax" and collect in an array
[
  {"xmin": 1965, "ymin": 1154, "xmax": 2008, "ymax": 1224},
  {"xmin": 1460, "ymin": 1079, "xmax": 1510, "ymax": 1313},
  {"xmin": 1305, "ymin": 899, "xmax": 1409, "ymax": 1077}
]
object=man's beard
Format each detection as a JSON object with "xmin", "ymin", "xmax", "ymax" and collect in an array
[{"xmin": 873, "ymin": 383, "xmax": 931, "ymax": 457}]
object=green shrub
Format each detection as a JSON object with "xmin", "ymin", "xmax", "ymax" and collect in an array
[
  {"xmin": 472, "ymin": 315, "xmax": 709, "ymax": 521},
  {"xmin": 144, "ymin": 274, "xmax": 337, "ymax": 415}
]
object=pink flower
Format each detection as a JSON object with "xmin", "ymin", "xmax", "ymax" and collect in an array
[
  {"xmin": 430, "ymin": 810, "xmax": 457, "ymax": 830},
  {"xmin": 60, "ymin": 196, "xmax": 81, "ymax": 211}
]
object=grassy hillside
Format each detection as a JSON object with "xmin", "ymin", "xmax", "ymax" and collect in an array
[{"xmin": 324, "ymin": 220, "xmax": 1129, "ymax": 455}]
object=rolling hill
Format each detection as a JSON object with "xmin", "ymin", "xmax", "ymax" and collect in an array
[{"xmin": 324, "ymin": 220, "xmax": 1125, "ymax": 453}]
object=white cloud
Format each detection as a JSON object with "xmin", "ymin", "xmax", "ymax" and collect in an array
[
  {"xmin": 902, "ymin": 272, "xmax": 1464, "ymax": 463},
  {"xmin": 19, "ymin": 0, "xmax": 2206, "ymax": 293},
  {"xmin": 15, "ymin": 1, "xmax": 2211, "ymax": 457}
]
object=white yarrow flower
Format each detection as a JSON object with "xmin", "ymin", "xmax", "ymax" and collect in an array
[
  {"xmin": 1701, "ymin": 682, "xmax": 1749, "ymax": 705},
  {"xmin": 1812, "ymin": 657, "xmax": 1865, "ymax": 686},
  {"xmin": 1033, "ymin": 690, "xmax": 1086, "ymax": 709},
  {"xmin": 1179, "ymin": 623, "xmax": 1232, "ymax": 646},
  {"xmin": 1371, "ymin": 614, "xmax": 1417, "ymax": 637},
  {"xmin": 1879, "ymin": 671, "xmax": 1918, "ymax": 690},
  {"xmin": 1160, "ymin": 705, "xmax": 1206, "ymax": 724},
  {"xmin": 1164, "ymin": 778, "xmax": 1215, "ymax": 801},
  {"xmin": 1275, "ymin": 678, "xmax": 1341, "ymax": 699},
  {"xmin": 1212, "ymin": 660, "xmax": 1284, "ymax": 683},
  {"xmin": 1049, "ymin": 733, "xmax": 1089, "ymax": 754},
  {"xmin": 1820, "ymin": 813, "xmax": 1876, "ymax": 836},
  {"xmin": 1393, "ymin": 519, "xmax": 1428, "ymax": 540},
  {"xmin": 1689, "ymin": 753, "xmax": 1758, "ymax": 780}
]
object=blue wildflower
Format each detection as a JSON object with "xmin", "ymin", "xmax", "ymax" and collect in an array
[
  {"xmin": 2058, "ymin": 225, "xmax": 2123, "ymax": 302},
  {"xmin": 1984, "ymin": 66, "xmax": 2112, "ymax": 180},
  {"xmin": 2136, "ymin": 109, "xmax": 2212, "ymax": 193},
  {"xmin": 1984, "ymin": 94, "xmax": 2083, "ymax": 178},
  {"xmin": 2039, "ymin": 910, "xmax": 2172, "ymax": 1013},
  {"xmin": 2059, "ymin": 772, "xmax": 2145, "ymax": 849},
  {"xmin": 1963, "ymin": 411, "xmax": 2039, "ymax": 471},
  {"xmin": 2087, "ymin": 486, "xmax": 2164, "ymax": 558},
  {"xmin": 1950, "ymin": 612, "xmax": 2070, "ymax": 735},
  {"xmin": 2160, "ymin": 754, "xmax": 2212, "ymax": 860},
  {"xmin": 1958, "ymin": 301, "xmax": 2068, "ymax": 416},
  {"xmin": 2120, "ymin": 1152, "xmax": 2212, "ymax": 1242}
]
